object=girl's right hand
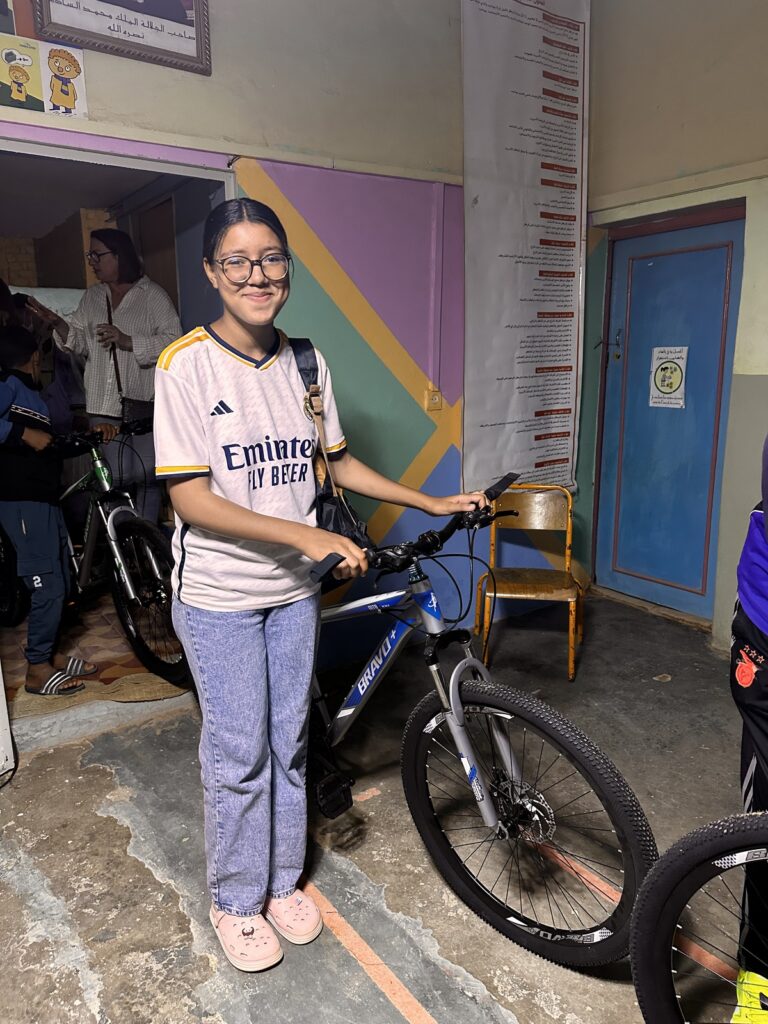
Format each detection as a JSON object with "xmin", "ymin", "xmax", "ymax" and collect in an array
[{"xmin": 299, "ymin": 529, "xmax": 369, "ymax": 579}]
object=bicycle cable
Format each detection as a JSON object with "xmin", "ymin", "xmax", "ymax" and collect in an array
[
  {"xmin": 421, "ymin": 541, "xmax": 499, "ymax": 658},
  {"xmin": 113, "ymin": 434, "xmax": 149, "ymax": 510},
  {"xmin": 420, "ymin": 555, "xmax": 465, "ymax": 624}
]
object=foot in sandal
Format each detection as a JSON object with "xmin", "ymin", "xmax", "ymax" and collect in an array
[
  {"xmin": 51, "ymin": 654, "xmax": 99, "ymax": 677},
  {"xmin": 209, "ymin": 906, "xmax": 283, "ymax": 972},
  {"xmin": 264, "ymin": 889, "xmax": 323, "ymax": 945},
  {"xmin": 24, "ymin": 659, "xmax": 90, "ymax": 696}
]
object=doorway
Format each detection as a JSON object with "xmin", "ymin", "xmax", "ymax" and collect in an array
[
  {"xmin": 595, "ymin": 215, "xmax": 745, "ymax": 619},
  {"xmin": 0, "ymin": 140, "xmax": 235, "ymax": 336}
]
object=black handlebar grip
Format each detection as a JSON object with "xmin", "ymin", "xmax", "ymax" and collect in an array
[
  {"xmin": 309, "ymin": 552, "xmax": 346, "ymax": 584},
  {"xmin": 484, "ymin": 472, "xmax": 520, "ymax": 502}
]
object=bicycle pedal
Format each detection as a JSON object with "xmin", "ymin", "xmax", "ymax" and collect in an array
[{"xmin": 314, "ymin": 771, "xmax": 354, "ymax": 819}]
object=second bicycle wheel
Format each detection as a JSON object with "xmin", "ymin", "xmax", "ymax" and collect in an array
[
  {"xmin": 401, "ymin": 681, "xmax": 657, "ymax": 967},
  {"xmin": 110, "ymin": 518, "xmax": 189, "ymax": 685},
  {"xmin": 631, "ymin": 813, "xmax": 768, "ymax": 1023}
]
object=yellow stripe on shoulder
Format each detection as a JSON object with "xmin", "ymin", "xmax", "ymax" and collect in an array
[
  {"xmin": 156, "ymin": 464, "xmax": 210, "ymax": 476},
  {"xmin": 158, "ymin": 328, "xmax": 208, "ymax": 371}
]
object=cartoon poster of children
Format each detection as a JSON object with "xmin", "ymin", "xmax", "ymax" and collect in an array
[
  {"xmin": 38, "ymin": 39, "xmax": 88, "ymax": 118},
  {"xmin": 0, "ymin": 33, "xmax": 44, "ymax": 112}
]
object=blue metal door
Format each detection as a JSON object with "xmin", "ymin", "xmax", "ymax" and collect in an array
[{"xmin": 596, "ymin": 220, "xmax": 744, "ymax": 618}]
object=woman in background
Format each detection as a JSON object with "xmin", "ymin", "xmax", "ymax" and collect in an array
[{"xmin": 28, "ymin": 229, "xmax": 181, "ymax": 521}]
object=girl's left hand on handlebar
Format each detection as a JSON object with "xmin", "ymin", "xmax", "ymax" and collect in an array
[{"xmin": 426, "ymin": 491, "xmax": 490, "ymax": 516}]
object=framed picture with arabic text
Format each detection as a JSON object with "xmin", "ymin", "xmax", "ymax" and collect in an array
[{"xmin": 33, "ymin": 0, "xmax": 210, "ymax": 75}]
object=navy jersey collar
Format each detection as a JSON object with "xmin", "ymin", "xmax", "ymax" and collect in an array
[{"xmin": 206, "ymin": 324, "xmax": 281, "ymax": 368}]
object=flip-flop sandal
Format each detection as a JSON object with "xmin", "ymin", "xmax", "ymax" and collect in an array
[
  {"xmin": 25, "ymin": 671, "xmax": 86, "ymax": 696},
  {"xmin": 62, "ymin": 656, "xmax": 98, "ymax": 678}
]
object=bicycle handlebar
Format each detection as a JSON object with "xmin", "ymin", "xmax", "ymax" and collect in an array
[
  {"xmin": 51, "ymin": 417, "xmax": 153, "ymax": 453},
  {"xmin": 308, "ymin": 472, "xmax": 521, "ymax": 584}
]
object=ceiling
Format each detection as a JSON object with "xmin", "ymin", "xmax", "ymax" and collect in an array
[{"xmin": 0, "ymin": 151, "xmax": 175, "ymax": 238}]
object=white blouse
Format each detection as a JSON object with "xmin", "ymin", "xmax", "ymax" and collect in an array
[{"xmin": 55, "ymin": 276, "xmax": 181, "ymax": 418}]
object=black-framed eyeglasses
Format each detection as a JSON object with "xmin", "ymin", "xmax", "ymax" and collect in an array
[
  {"xmin": 214, "ymin": 253, "xmax": 291, "ymax": 284},
  {"xmin": 86, "ymin": 249, "xmax": 115, "ymax": 263}
]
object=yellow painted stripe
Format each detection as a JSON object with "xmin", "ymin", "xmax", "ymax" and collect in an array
[
  {"xmin": 158, "ymin": 329, "xmax": 206, "ymax": 370},
  {"xmin": 305, "ymin": 883, "xmax": 440, "ymax": 1024},
  {"xmin": 366, "ymin": 401, "xmax": 462, "ymax": 541},
  {"xmin": 236, "ymin": 160, "xmax": 434, "ymax": 412}
]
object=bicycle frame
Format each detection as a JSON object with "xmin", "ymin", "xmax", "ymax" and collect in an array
[
  {"xmin": 60, "ymin": 446, "xmax": 143, "ymax": 601},
  {"xmin": 317, "ymin": 562, "xmax": 522, "ymax": 832}
]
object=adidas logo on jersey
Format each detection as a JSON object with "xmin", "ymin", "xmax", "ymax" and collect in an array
[{"xmin": 210, "ymin": 400, "xmax": 234, "ymax": 416}]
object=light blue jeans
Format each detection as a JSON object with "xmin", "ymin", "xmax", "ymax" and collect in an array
[{"xmin": 173, "ymin": 592, "xmax": 320, "ymax": 916}]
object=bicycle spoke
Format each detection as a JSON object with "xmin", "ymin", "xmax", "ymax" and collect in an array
[{"xmin": 418, "ymin": 700, "xmax": 633, "ymax": 951}]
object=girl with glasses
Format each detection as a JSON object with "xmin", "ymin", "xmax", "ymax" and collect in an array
[{"xmin": 153, "ymin": 197, "xmax": 487, "ymax": 972}]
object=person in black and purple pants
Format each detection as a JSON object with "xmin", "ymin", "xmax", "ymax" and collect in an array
[{"xmin": 730, "ymin": 432, "xmax": 768, "ymax": 1020}]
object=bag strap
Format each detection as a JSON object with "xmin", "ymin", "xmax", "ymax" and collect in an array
[
  {"xmin": 288, "ymin": 337, "xmax": 317, "ymax": 392},
  {"xmin": 106, "ymin": 294, "xmax": 124, "ymax": 401},
  {"xmin": 288, "ymin": 337, "xmax": 340, "ymax": 498}
]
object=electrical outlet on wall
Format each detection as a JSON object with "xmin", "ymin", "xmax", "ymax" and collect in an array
[{"xmin": 424, "ymin": 387, "xmax": 443, "ymax": 411}]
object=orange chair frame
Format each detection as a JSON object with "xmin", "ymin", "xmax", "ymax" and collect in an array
[{"xmin": 474, "ymin": 483, "xmax": 584, "ymax": 680}]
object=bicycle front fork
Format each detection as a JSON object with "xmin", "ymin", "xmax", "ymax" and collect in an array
[{"xmin": 432, "ymin": 655, "xmax": 522, "ymax": 834}]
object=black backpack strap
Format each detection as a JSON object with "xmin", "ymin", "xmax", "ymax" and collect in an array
[{"xmin": 288, "ymin": 337, "xmax": 318, "ymax": 392}]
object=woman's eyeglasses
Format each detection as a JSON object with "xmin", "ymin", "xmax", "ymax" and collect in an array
[
  {"xmin": 86, "ymin": 250, "xmax": 115, "ymax": 263},
  {"xmin": 214, "ymin": 253, "xmax": 291, "ymax": 284}
]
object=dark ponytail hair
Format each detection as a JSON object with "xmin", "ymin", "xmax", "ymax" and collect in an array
[
  {"xmin": 203, "ymin": 199, "xmax": 290, "ymax": 263},
  {"xmin": 91, "ymin": 228, "xmax": 142, "ymax": 284}
]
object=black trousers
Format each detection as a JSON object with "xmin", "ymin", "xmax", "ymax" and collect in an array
[
  {"xmin": 0, "ymin": 501, "xmax": 69, "ymax": 664},
  {"xmin": 731, "ymin": 601, "xmax": 768, "ymax": 975}
]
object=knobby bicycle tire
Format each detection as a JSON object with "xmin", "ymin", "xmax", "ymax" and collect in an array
[
  {"xmin": 631, "ymin": 812, "xmax": 768, "ymax": 1023},
  {"xmin": 401, "ymin": 681, "xmax": 657, "ymax": 968},
  {"xmin": 110, "ymin": 518, "xmax": 189, "ymax": 685}
]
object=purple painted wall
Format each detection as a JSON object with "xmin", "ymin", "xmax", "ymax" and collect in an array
[{"xmin": 260, "ymin": 159, "xmax": 464, "ymax": 404}]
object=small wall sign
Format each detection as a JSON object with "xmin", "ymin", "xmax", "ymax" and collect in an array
[{"xmin": 650, "ymin": 346, "xmax": 687, "ymax": 409}]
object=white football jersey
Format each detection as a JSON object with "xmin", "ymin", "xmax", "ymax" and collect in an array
[{"xmin": 154, "ymin": 326, "xmax": 346, "ymax": 611}]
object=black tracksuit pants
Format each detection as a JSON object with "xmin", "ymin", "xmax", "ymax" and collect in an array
[{"xmin": 731, "ymin": 601, "xmax": 768, "ymax": 975}]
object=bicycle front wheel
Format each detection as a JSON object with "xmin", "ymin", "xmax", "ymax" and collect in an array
[
  {"xmin": 401, "ymin": 681, "xmax": 657, "ymax": 967},
  {"xmin": 631, "ymin": 813, "xmax": 768, "ymax": 1023},
  {"xmin": 110, "ymin": 518, "xmax": 189, "ymax": 685}
]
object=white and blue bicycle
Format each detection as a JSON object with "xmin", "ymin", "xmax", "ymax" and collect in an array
[{"xmin": 308, "ymin": 475, "xmax": 658, "ymax": 968}]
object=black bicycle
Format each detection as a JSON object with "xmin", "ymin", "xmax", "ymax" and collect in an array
[
  {"xmin": 52, "ymin": 421, "xmax": 188, "ymax": 684},
  {"xmin": 631, "ymin": 812, "xmax": 768, "ymax": 1022},
  {"xmin": 308, "ymin": 474, "xmax": 658, "ymax": 967}
]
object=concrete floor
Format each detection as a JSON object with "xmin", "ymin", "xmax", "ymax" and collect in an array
[{"xmin": 0, "ymin": 594, "xmax": 741, "ymax": 1024}]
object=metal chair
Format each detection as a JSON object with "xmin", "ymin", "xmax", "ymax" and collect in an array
[{"xmin": 474, "ymin": 483, "xmax": 584, "ymax": 680}]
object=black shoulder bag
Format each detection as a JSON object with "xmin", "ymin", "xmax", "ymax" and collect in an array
[
  {"xmin": 289, "ymin": 338, "xmax": 372, "ymax": 550},
  {"xmin": 106, "ymin": 295, "xmax": 154, "ymax": 423}
]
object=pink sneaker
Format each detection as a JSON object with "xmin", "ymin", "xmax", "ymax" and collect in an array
[
  {"xmin": 209, "ymin": 906, "xmax": 283, "ymax": 972},
  {"xmin": 264, "ymin": 889, "xmax": 323, "ymax": 945}
]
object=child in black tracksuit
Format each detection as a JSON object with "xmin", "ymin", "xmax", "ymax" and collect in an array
[
  {"xmin": 0, "ymin": 326, "xmax": 97, "ymax": 695},
  {"xmin": 730, "ymin": 431, "xmax": 768, "ymax": 1019}
]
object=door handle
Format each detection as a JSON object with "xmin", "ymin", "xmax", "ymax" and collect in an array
[{"xmin": 609, "ymin": 328, "xmax": 622, "ymax": 361}]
